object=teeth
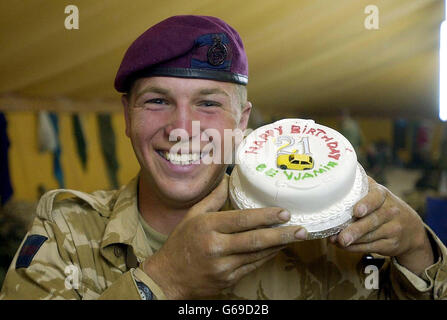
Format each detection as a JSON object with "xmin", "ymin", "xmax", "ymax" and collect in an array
[{"xmin": 160, "ymin": 151, "xmax": 201, "ymax": 165}]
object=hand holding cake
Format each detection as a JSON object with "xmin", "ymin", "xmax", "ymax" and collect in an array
[
  {"xmin": 144, "ymin": 175, "xmax": 307, "ymax": 299},
  {"xmin": 331, "ymin": 176, "xmax": 435, "ymax": 277}
]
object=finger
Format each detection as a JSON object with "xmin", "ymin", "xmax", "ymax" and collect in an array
[
  {"xmin": 353, "ymin": 176, "xmax": 387, "ymax": 219},
  {"xmin": 337, "ymin": 209, "xmax": 393, "ymax": 247},
  {"xmin": 354, "ymin": 221, "xmax": 402, "ymax": 244},
  {"xmin": 341, "ymin": 238, "xmax": 397, "ymax": 254},
  {"xmin": 212, "ymin": 207, "xmax": 290, "ymax": 233},
  {"xmin": 227, "ymin": 250, "xmax": 279, "ymax": 283},
  {"xmin": 224, "ymin": 225, "xmax": 307, "ymax": 254},
  {"xmin": 188, "ymin": 174, "xmax": 229, "ymax": 216},
  {"xmin": 329, "ymin": 235, "xmax": 338, "ymax": 243},
  {"xmin": 225, "ymin": 245, "xmax": 287, "ymax": 270}
]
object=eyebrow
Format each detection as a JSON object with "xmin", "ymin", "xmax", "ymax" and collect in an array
[
  {"xmin": 135, "ymin": 86, "xmax": 170, "ymax": 99},
  {"xmin": 134, "ymin": 86, "xmax": 230, "ymax": 101},
  {"xmin": 197, "ymin": 88, "xmax": 230, "ymax": 97}
]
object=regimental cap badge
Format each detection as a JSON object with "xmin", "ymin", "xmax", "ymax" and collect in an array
[{"xmin": 207, "ymin": 34, "xmax": 228, "ymax": 66}]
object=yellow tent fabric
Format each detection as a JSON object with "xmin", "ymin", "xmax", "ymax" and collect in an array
[
  {"xmin": 0, "ymin": 0, "xmax": 444, "ymax": 117},
  {"xmin": 6, "ymin": 111, "xmax": 139, "ymax": 201}
]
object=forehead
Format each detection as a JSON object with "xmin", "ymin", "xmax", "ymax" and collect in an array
[{"xmin": 131, "ymin": 76, "xmax": 238, "ymax": 98}]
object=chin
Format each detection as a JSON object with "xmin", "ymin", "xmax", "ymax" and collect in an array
[
  {"xmin": 159, "ymin": 185, "xmax": 209, "ymax": 207},
  {"xmin": 141, "ymin": 156, "xmax": 227, "ymax": 206},
  {"xmin": 159, "ymin": 170, "xmax": 226, "ymax": 207}
]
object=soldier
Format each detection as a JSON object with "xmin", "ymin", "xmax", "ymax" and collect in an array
[{"xmin": 1, "ymin": 15, "xmax": 446, "ymax": 300}]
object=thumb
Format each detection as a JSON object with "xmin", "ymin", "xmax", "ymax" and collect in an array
[{"xmin": 187, "ymin": 174, "xmax": 229, "ymax": 218}]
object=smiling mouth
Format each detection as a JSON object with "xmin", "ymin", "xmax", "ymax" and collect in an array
[{"xmin": 156, "ymin": 150, "xmax": 206, "ymax": 166}]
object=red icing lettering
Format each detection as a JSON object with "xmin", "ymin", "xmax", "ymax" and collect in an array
[
  {"xmin": 291, "ymin": 125, "xmax": 301, "ymax": 134},
  {"xmin": 328, "ymin": 154, "xmax": 341, "ymax": 160},
  {"xmin": 321, "ymin": 135, "xmax": 333, "ymax": 142},
  {"xmin": 327, "ymin": 141, "xmax": 339, "ymax": 153},
  {"xmin": 274, "ymin": 126, "xmax": 283, "ymax": 135},
  {"xmin": 307, "ymin": 128, "xmax": 316, "ymax": 135},
  {"xmin": 259, "ymin": 130, "xmax": 274, "ymax": 141}
]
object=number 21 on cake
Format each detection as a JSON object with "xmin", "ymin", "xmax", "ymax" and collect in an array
[{"xmin": 275, "ymin": 136, "xmax": 315, "ymax": 171}]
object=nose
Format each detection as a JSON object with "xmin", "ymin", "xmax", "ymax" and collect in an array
[{"xmin": 164, "ymin": 104, "xmax": 199, "ymax": 142}]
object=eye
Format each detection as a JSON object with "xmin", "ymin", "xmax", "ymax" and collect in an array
[
  {"xmin": 140, "ymin": 98, "xmax": 170, "ymax": 110},
  {"xmin": 146, "ymin": 98, "xmax": 168, "ymax": 105},
  {"xmin": 198, "ymin": 100, "xmax": 221, "ymax": 107}
]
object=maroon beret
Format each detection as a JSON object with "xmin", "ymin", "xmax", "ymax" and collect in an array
[{"xmin": 114, "ymin": 15, "xmax": 248, "ymax": 93}]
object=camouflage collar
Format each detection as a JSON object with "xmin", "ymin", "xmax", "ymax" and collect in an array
[{"xmin": 100, "ymin": 174, "xmax": 152, "ymax": 265}]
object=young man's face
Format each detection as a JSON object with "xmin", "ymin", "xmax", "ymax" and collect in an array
[{"xmin": 122, "ymin": 76, "xmax": 251, "ymax": 207}]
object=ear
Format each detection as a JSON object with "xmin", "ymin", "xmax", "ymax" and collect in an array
[
  {"xmin": 121, "ymin": 94, "xmax": 131, "ymax": 138},
  {"xmin": 238, "ymin": 101, "xmax": 252, "ymax": 132}
]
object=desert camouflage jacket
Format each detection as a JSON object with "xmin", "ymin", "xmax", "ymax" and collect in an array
[{"xmin": 1, "ymin": 176, "xmax": 446, "ymax": 300}]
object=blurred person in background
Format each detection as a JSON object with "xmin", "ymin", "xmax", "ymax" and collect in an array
[
  {"xmin": 366, "ymin": 140, "xmax": 391, "ymax": 185},
  {"xmin": 340, "ymin": 109, "xmax": 365, "ymax": 165}
]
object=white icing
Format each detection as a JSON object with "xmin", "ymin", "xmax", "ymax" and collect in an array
[{"xmin": 230, "ymin": 119, "xmax": 369, "ymax": 237}]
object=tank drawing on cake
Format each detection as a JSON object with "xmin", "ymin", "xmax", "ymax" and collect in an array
[{"xmin": 275, "ymin": 135, "xmax": 314, "ymax": 170}]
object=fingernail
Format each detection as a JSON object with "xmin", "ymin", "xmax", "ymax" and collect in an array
[
  {"xmin": 356, "ymin": 204, "xmax": 367, "ymax": 217},
  {"xmin": 343, "ymin": 234, "xmax": 353, "ymax": 246},
  {"xmin": 295, "ymin": 228, "xmax": 307, "ymax": 240},
  {"xmin": 278, "ymin": 210, "xmax": 290, "ymax": 221}
]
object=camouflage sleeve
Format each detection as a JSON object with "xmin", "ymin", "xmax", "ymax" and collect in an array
[
  {"xmin": 99, "ymin": 266, "xmax": 166, "ymax": 300},
  {"xmin": 0, "ymin": 214, "xmax": 161, "ymax": 300},
  {"xmin": 387, "ymin": 225, "xmax": 447, "ymax": 300},
  {"xmin": 133, "ymin": 265, "xmax": 167, "ymax": 299},
  {"xmin": 0, "ymin": 215, "xmax": 83, "ymax": 299}
]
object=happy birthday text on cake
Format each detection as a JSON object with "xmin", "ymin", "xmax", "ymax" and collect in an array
[{"xmin": 244, "ymin": 124, "xmax": 342, "ymax": 160}]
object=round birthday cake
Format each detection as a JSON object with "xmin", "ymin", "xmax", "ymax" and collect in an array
[{"xmin": 229, "ymin": 118, "xmax": 369, "ymax": 239}]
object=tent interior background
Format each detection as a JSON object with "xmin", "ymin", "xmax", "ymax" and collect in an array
[{"xmin": 1, "ymin": 0, "xmax": 447, "ymax": 284}]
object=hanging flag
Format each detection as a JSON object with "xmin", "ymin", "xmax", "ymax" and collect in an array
[
  {"xmin": 48, "ymin": 113, "xmax": 64, "ymax": 189},
  {"xmin": 0, "ymin": 112, "xmax": 13, "ymax": 205},
  {"xmin": 37, "ymin": 111, "xmax": 64, "ymax": 188},
  {"xmin": 72, "ymin": 113, "xmax": 87, "ymax": 170},
  {"xmin": 38, "ymin": 111, "xmax": 57, "ymax": 153},
  {"xmin": 97, "ymin": 113, "xmax": 119, "ymax": 189}
]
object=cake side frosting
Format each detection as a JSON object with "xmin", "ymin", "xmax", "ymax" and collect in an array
[{"xmin": 230, "ymin": 163, "xmax": 368, "ymax": 233}]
